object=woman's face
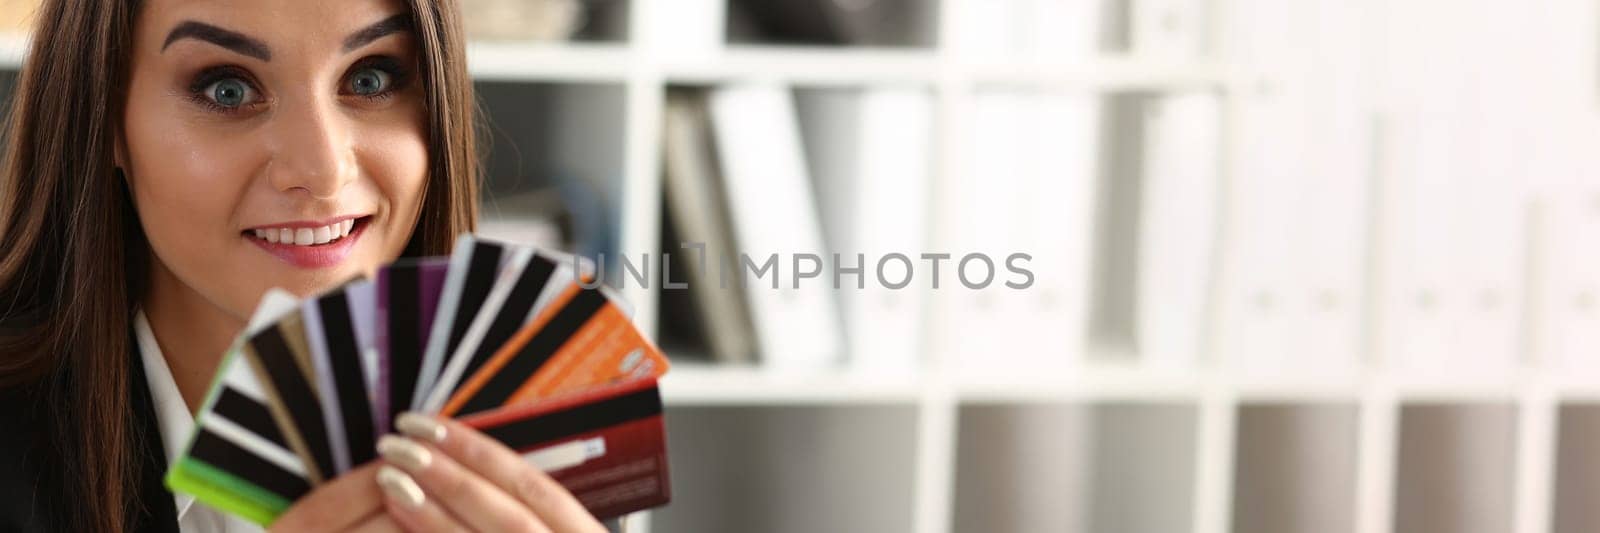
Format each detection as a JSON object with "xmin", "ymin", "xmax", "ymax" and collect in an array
[{"xmin": 119, "ymin": 0, "xmax": 427, "ymax": 318}]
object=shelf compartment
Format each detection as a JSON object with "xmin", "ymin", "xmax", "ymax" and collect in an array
[
  {"xmin": 724, "ymin": 0, "xmax": 939, "ymax": 49},
  {"xmin": 474, "ymin": 80, "xmax": 628, "ymax": 260},
  {"xmin": 1231, "ymin": 403, "xmax": 1358, "ymax": 533},
  {"xmin": 1554, "ymin": 403, "xmax": 1600, "ymax": 533},
  {"xmin": 1392, "ymin": 402, "xmax": 1518, "ymax": 533},
  {"xmin": 953, "ymin": 402, "xmax": 1198, "ymax": 533},
  {"xmin": 651, "ymin": 404, "xmax": 919, "ymax": 533}
]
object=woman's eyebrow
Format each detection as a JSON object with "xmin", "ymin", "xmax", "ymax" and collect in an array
[
  {"xmin": 343, "ymin": 14, "xmax": 412, "ymax": 53},
  {"xmin": 161, "ymin": 21, "xmax": 271, "ymax": 61}
]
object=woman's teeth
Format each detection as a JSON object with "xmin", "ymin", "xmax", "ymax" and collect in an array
[{"xmin": 251, "ymin": 220, "xmax": 356, "ymax": 246}]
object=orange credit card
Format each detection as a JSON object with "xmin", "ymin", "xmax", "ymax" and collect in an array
[{"xmin": 440, "ymin": 283, "xmax": 669, "ymax": 417}]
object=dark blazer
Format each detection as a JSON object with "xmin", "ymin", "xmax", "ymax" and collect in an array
[{"xmin": 0, "ymin": 333, "xmax": 180, "ymax": 533}]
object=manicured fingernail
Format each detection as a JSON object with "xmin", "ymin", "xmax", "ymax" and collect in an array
[
  {"xmin": 376, "ymin": 465, "xmax": 425, "ymax": 509},
  {"xmin": 377, "ymin": 435, "xmax": 432, "ymax": 471},
  {"xmin": 396, "ymin": 412, "xmax": 446, "ymax": 443}
]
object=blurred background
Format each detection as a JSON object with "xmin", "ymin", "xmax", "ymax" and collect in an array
[{"xmin": 6, "ymin": 0, "xmax": 1600, "ymax": 532}]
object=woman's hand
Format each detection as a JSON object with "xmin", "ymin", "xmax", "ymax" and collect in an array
[
  {"xmin": 373, "ymin": 412, "xmax": 607, "ymax": 533},
  {"xmin": 269, "ymin": 463, "xmax": 404, "ymax": 532}
]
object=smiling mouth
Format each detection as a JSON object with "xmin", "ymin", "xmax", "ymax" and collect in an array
[{"xmin": 243, "ymin": 216, "xmax": 372, "ymax": 246}]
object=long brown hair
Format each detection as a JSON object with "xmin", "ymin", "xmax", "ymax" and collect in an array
[{"xmin": 0, "ymin": 1, "xmax": 478, "ymax": 530}]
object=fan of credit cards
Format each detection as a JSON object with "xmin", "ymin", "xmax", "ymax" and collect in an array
[{"xmin": 164, "ymin": 235, "xmax": 672, "ymax": 525}]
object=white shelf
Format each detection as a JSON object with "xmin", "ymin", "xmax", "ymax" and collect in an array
[
  {"xmin": 465, "ymin": 42, "xmax": 632, "ymax": 82},
  {"xmin": 662, "ymin": 48, "xmax": 1236, "ymax": 89},
  {"xmin": 660, "ymin": 364, "xmax": 925, "ymax": 406},
  {"xmin": 655, "ymin": 362, "xmax": 1600, "ymax": 406},
  {"xmin": 954, "ymin": 366, "xmax": 1208, "ymax": 403},
  {"xmin": 660, "ymin": 46, "xmax": 941, "ymax": 86},
  {"xmin": 964, "ymin": 56, "xmax": 1233, "ymax": 90},
  {"xmin": 655, "ymin": 364, "xmax": 1600, "ymax": 410},
  {"xmin": 0, "ymin": 38, "xmax": 1236, "ymax": 90}
]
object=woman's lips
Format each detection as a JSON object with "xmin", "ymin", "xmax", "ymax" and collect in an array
[{"xmin": 246, "ymin": 216, "xmax": 370, "ymax": 269}]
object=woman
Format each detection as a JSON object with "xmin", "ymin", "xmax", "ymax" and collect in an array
[{"xmin": 0, "ymin": 0, "xmax": 604, "ymax": 531}]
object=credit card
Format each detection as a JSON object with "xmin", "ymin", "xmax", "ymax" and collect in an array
[
  {"xmin": 301, "ymin": 280, "xmax": 377, "ymax": 473},
  {"xmin": 167, "ymin": 290, "xmax": 312, "ymax": 525},
  {"xmin": 462, "ymin": 378, "xmax": 671, "ymax": 520},
  {"xmin": 376, "ymin": 257, "xmax": 449, "ymax": 430},
  {"xmin": 245, "ymin": 314, "xmax": 337, "ymax": 483},
  {"xmin": 414, "ymin": 236, "xmax": 513, "ymax": 405},
  {"xmin": 440, "ymin": 283, "xmax": 669, "ymax": 417}
]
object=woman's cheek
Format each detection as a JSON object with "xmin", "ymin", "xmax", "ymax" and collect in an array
[
  {"xmin": 130, "ymin": 124, "xmax": 268, "ymax": 315},
  {"xmin": 359, "ymin": 112, "xmax": 430, "ymax": 260}
]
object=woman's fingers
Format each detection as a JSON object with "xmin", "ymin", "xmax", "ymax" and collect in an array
[
  {"xmin": 376, "ymin": 434, "xmax": 550, "ymax": 533},
  {"xmin": 395, "ymin": 412, "xmax": 603, "ymax": 533},
  {"xmin": 269, "ymin": 462, "xmax": 385, "ymax": 533},
  {"xmin": 376, "ymin": 464, "xmax": 477, "ymax": 533}
]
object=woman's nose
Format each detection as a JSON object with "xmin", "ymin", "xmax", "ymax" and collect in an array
[{"xmin": 267, "ymin": 95, "xmax": 357, "ymax": 199}]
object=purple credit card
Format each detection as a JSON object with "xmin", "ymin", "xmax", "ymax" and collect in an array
[{"xmin": 376, "ymin": 257, "xmax": 449, "ymax": 432}]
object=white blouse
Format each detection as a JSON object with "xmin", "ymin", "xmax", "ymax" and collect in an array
[{"xmin": 134, "ymin": 311, "xmax": 266, "ymax": 533}]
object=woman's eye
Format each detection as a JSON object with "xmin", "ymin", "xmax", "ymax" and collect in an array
[
  {"xmin": 203, "ymin": 77, "xmax": 254, "ymax": 108},
  {"xmin": 348, "ymin": 67, "xmax": 391, "ymax": 96}
]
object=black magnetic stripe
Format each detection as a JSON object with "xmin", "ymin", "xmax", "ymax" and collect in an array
[
  {"xmin": 458, "ymin": 255, "xmax": 557, "ymax": 384},
  {"xmin": 481, "ymin": 386, "xmax": 662, "ymax": 451},
  {"xmin": 387, "ymin": 264, "xmax": 421, "ymax": 421},
  {"xmin": 455, "ymin": 288, "xmax": 608, "ymax": 415},
  {"xmin": 211, "ymin": 387, "xmax": 288, "ymax": 447},
  {"xmin": 319, "ymin": 292, "xmax": 376, "ymax": 465},
  {"xmin": 447, "ymin": 242, "xmax": 504, "ymax": 356},
  {"xmin": 188, "ymin": 429, "xmax": 312, "ymax": 501},
  {"xmin": 251, "ymin": 327, "xmax": 337, "ymax": 480}
]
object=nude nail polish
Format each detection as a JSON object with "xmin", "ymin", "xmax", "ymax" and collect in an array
[
  {"xmin": 377, "ymin": 435, "xmax": 432, "ymax": 471},
  {"xmin": 396, "ymin": 412, "xmax": 447, "ymax": 443},
  {"xmin": 376, "ymin": 465, "xmax": 425, "ymax": 509}
]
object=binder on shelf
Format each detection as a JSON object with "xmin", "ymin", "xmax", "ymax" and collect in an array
[
  {"xmin": 461, "ymin": 0, "xmax": 585, "ymax": 42},
  {"xmin": 706, "ymin": 83, "xmax": 844, "ymax": 369},
  {"xmin": 1216, "ymin": 0, "xmax": 1372, "ymax": 375},
  {"xmin": 955, "ymin": 0, "xmax": 1103, "ymax": 59},
  {"xmin": 798, "ymin": 87, "xmax": 934, "ymax": 372},
  {"xmin": 954, "ymin": 0, "xmax": 1021, "ymax": 56},
  {"xmin": 1024, "ymin": 92, "xmax": 1101, "ymax": 366},
  {"xmin": 641, "ymin": 0, "xmax": 723, "ymax": 58},
  {"xmin": 1376, "ymin": 117, "xmax": 1525, "ymax": 374},
  {"xmin": 1532, "ymin": 194, "xmax": 1600, "ymax": 372},
  {"xmin": 946, "ymin": 89, "xmax": 1100, "ymax": 369},
  {"xmin": 1220, "ymin": 95, "xmax": 1370, "ymax": 374},
  {"xmin": 948, "ymin": 90, "xmax": 1029, "ymax": 367},
  {"xmin": 661, "ymin": 91, "xmax": 759, "ymax": 365},
  {"xmin": 1271, "ymin": 3, "xmax": 1370, "ymax": 377},
  {"xmin": 1023, "ymin": 0, "xmax": 1104, "ymax": 59},
  {"xmin": 1214, "ymin": 93, "xmax": 1297, "ymax": 373},
  {"xmin": 1132, "ymin": 0, "xmax": 1208, "ymax": 58},
  {"xmin": 1137, "ymin": 92, "xmax": 1219, "ymax": 369}
]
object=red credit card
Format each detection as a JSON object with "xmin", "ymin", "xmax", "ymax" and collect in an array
[{"xmin": 460, "ymin": 378, "xmax": 670, "ymax": 520}]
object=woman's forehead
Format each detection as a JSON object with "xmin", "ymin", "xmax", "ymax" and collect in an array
[{"xmin": 135, "ymin": 0, "xmax": 411, "ymax": 53}]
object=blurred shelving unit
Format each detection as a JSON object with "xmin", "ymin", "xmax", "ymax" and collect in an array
[
  {"xmin": 660, "ymin": 363, "xmax": 927, "ymax": 406},
  {"xmin": 1, "ymin": 0, "xmax": 1598, "ymax": 532}
]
